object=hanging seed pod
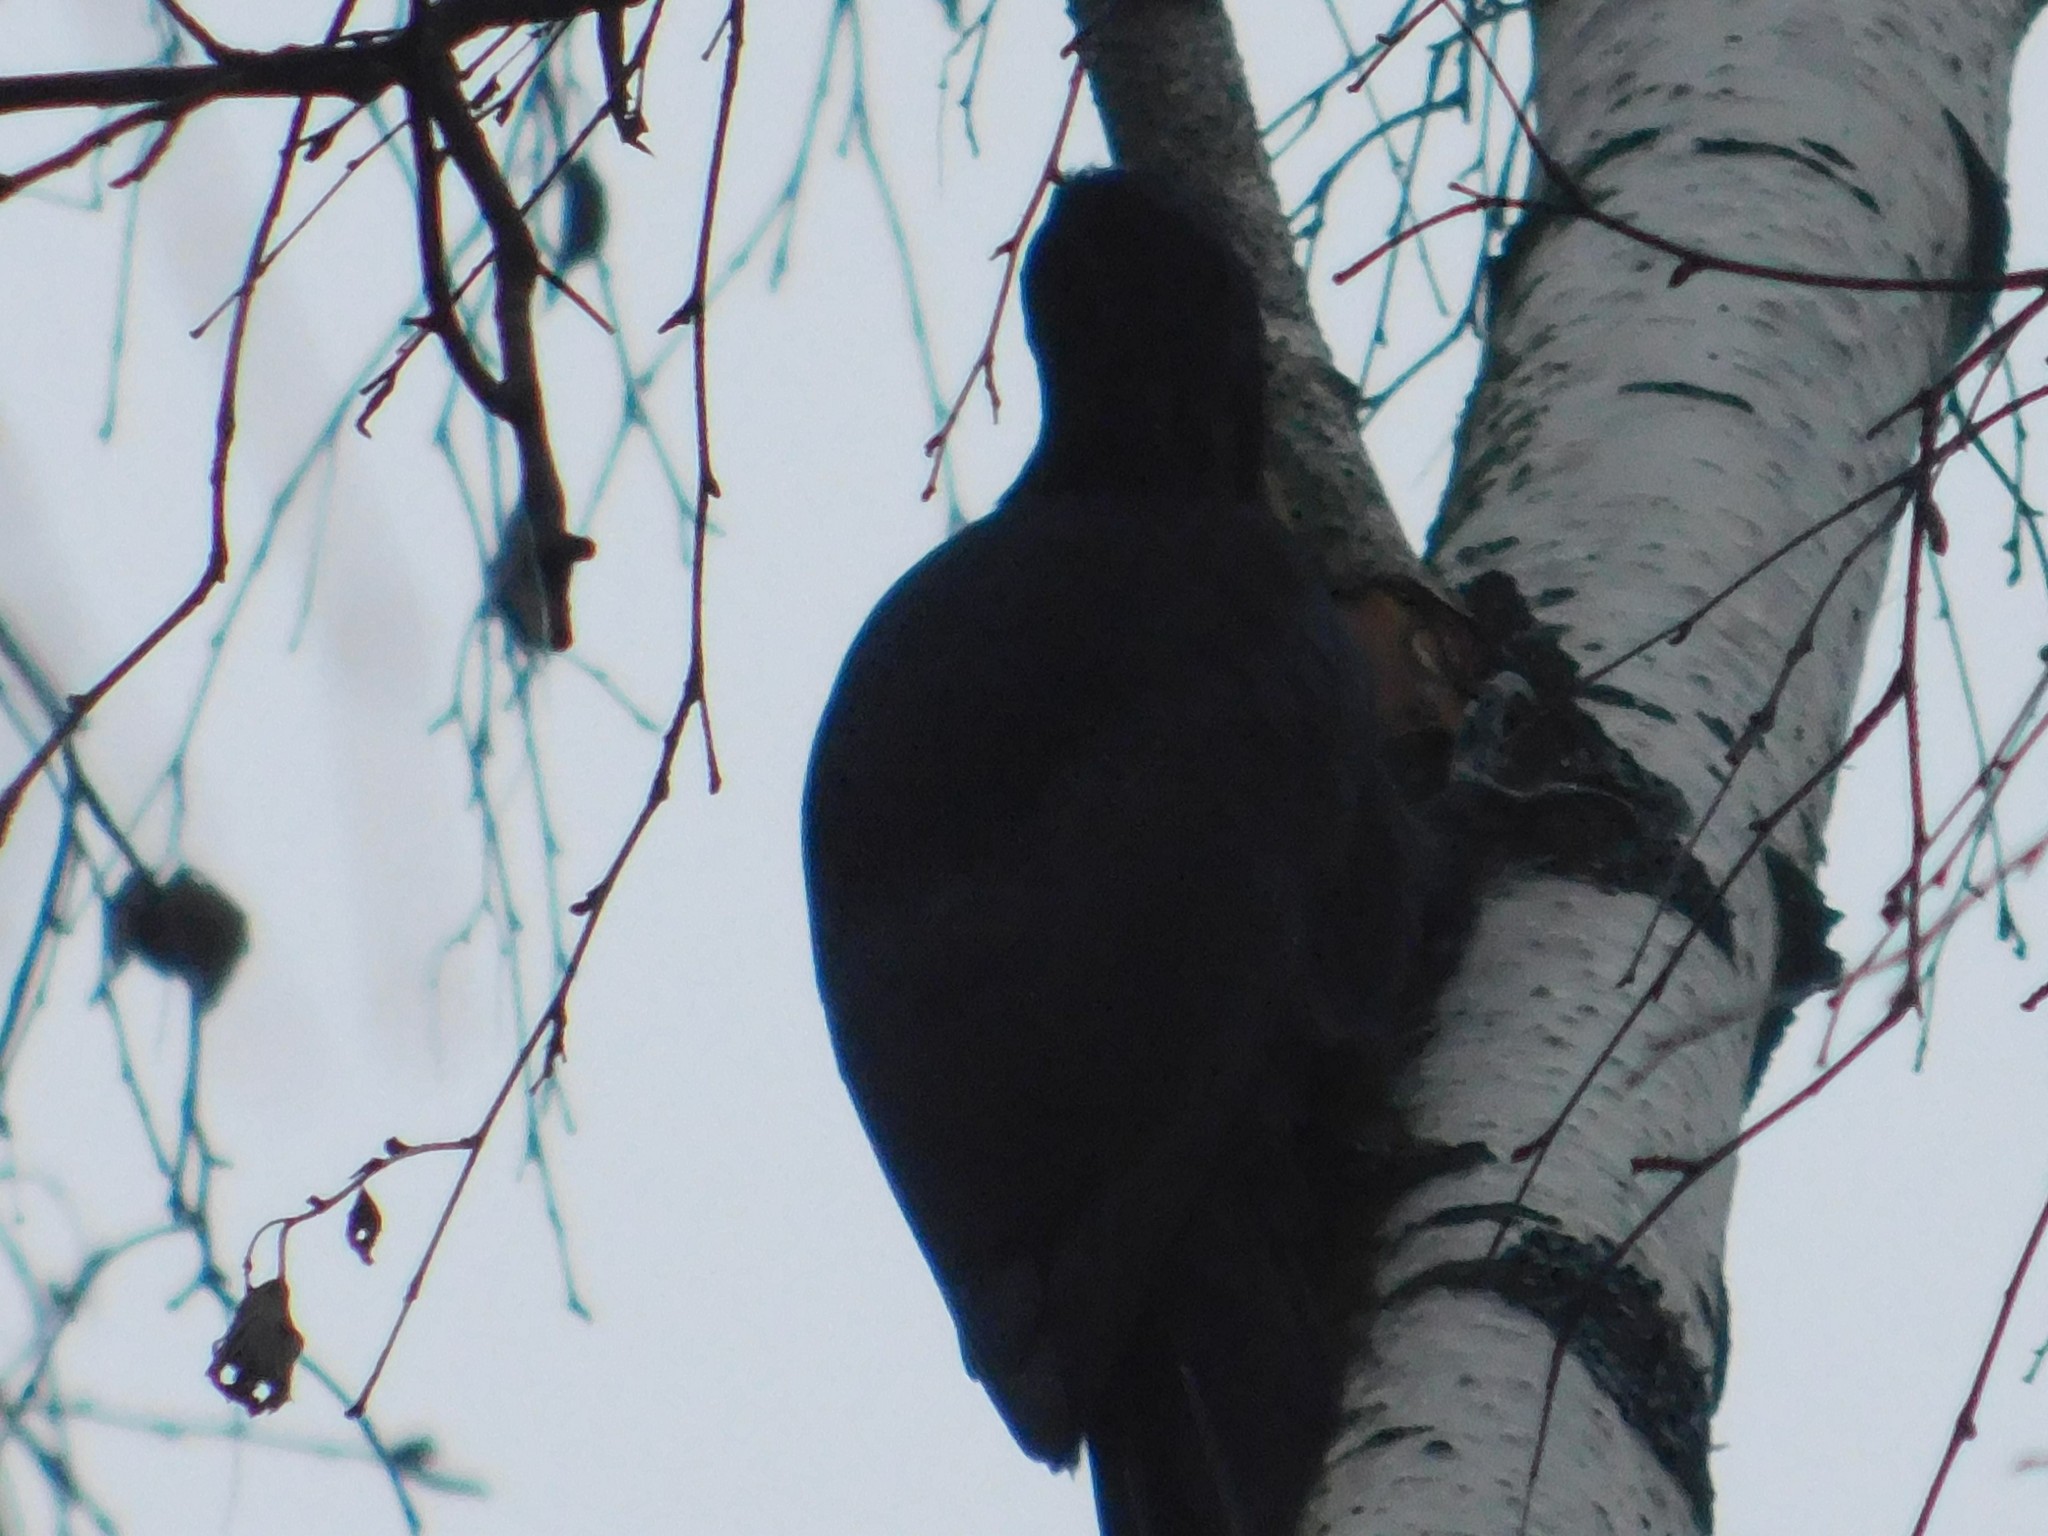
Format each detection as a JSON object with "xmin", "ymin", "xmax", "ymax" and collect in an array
[{"xmin": 108, "ymin": 868, "xmax": 248, "ymax": 1007}]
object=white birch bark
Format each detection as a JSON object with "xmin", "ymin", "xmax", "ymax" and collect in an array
[{"xmin": 1311, "ymin": 3, "xmax": 2037, "ymax": 1533}]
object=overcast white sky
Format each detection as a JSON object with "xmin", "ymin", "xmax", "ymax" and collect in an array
[{"xmin": 5, "ymin": 4, "xmax": 2048, "ymax": 1534}]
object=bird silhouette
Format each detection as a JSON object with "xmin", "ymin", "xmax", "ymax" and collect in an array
[{"xmin": 803, "ymin": 167, "xmax": 1462, "ymax": 1536}]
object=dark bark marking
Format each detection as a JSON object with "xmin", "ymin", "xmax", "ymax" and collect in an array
[
  {"xmin": 1449, "ymin": 575, "xmax": 1735, "ymax": 956},
  {"xmin": 1744, "ymin": 849, "xmax": 1844, "ymax": 1100},
  {"xmin": 1452, "ymin": 535, "xmax": 1523, "ymax": 565},
  {"xmin": 1406, "ymin": 1200, "xmax": 1557, "ymax": 1240},
  {"xmin": 1617, "ymin": 379, "xmax": 1756, "ymax": 415},
  {"xmin": 1581, "ymin": 685, "xmax": 1677, "ymax": 726},
  {"xmin": 1941, "ymin": 108, "xmax": 2009, "ymax": 353},
  {"xmin": 1389, "ymin": 1229, "xmax": 1715, "ymax": 1531},
  {"xmin": 1571, "ymin": 126, "xmax": 1663, "ymax": 185},
  {"xmin": 1796, "ymin": 138, "xmax": 1855, "ymax": 170},
  {"xmin": 1691, "ymin": 136, "xmax": 1881, "ymax": 215}
]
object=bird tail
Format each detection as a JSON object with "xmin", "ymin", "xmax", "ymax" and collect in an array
[{"xmin": 1084, "ymin": 1158, "xmax": 1345, "ymax": 1536}]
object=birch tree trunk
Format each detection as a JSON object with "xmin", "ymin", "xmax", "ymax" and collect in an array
[{"xmin": 1077, "ymin": 1, "xmax": 2040, "ymax": 1531}]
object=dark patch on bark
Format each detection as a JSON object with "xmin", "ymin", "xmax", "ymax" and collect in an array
[
  {"xmin": 1452, "ymin": 535, "xmax": 1521, "ymax": 564},
  {"xmin": 1446, "ymin": 574, "xmax": 1733, "ymax": 955},
  {"xmin": 1691, "ymin": 136, "xmax": 1881, "ymax": 214},
  {"xmin": 1942, "ymin": 108, "xmax": 2009, "ymax": 355},
  {"xmin": 1406, "ymin": 1200, "xmax": 1557, "ymax": 1239},
  {"xmin": 1388, "ymin": 1228, "xmax": 1715, "ymax": 1530},
  {"xmin": 1796, "ymin": 137, "xmax": 1854, "ymax": 170},
  {"xmin": 1698, "ymin": 1273, "xmax": 1732, "ymax": 1407},
  {"xmin": 1571, "ymin": 126, "xmax": 1663, "ymax": 186},
  {"xmin": 1347, "ymin": 1421, "xmax": 1433, "ymax": 1453},
  {"xmin": 1745, "ymin": 848, "xmax": 1844, "ymax": 1100},
  {"xmin": 1618, "ymin": 379, "xmax": 1756, "ymax": 414},
  {"xmin": 1581, "ymin": 684, "xmax": 1678, "ymax": 725}
]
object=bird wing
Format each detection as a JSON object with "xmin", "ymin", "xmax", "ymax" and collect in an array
[{"xmin": 802, "ymin": 489, "xmax": 1374, "ymax": 1462}]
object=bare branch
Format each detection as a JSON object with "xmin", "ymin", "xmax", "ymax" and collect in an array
[
  {"xmin": 1067, "ymin": 0, "xmax": 1422, "ymax": 596},
  {"xmin": 0, "ymin": 1, "xmax": 644, "ymax": 117}
]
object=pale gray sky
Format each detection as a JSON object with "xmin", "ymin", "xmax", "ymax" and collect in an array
[{"xmin": 3, "ymin": 4, "xmax": 2048, "ymax": 1534}]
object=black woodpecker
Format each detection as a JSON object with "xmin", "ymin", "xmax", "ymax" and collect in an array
[{"xmin": 802, "ymin": 167, "xmax": 1465, "ymax": 1536}]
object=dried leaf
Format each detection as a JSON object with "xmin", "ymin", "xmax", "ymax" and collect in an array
[
  {"xmin": 207, "ymin": 1278, "xmax": 303, "ymax": 1416},
  {"xmin": 555, "ymin": 159, "xmax": 608, "ymax": 271},
  {"xmin": 346, "ymin": 1189, "xmax": 383, "ymax": 1265}
]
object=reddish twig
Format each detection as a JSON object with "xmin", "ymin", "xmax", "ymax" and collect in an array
[
  {"xmin": 156, "ymin": 0, "xmax": 231, "ymax": 59},
  {"xmin": 0, "ymin": 104, "xmax": 178, "ymax": 204},
  {"xmin": 356, "ymin": 75, "xmax": 629, "ymax": 434},
  {"xmin": 343, "ymin": 1023, "xmax": 549, "ymax": 1415},
  {"xmin": 191, "ymin": 118, "xmax": 409, "ymax": 341},
  {"xmin": 304, "ymin": 0, "xmax": 741, "ymax": 1421},
  {"xmin": 1337, "ymin": 180, "xmax": 2048, "ymax": 306},
  {"xmin": 109, "ymin": 115, "xmax": 184, "ymax": 189},
  {"xmin": 1910, "ymin": 1187, "xmax": 2048, "ymax": 1536},
  {"xmin": 1330, "ymin": 185, "xmax": 1496, "ymax": 285},
  {"xmin": 1842, "ymin": 828, "xmax": 2048, "ymax": 1023},
  {"xmin": 648, "ymin": 0, "xmax": 745, "ymax": 796},
  {"xmin": 245, "ymin": 1133, "xmax": 480, "ymax": 1280},
  {"xmin": 1885, "ymin": 401, "xmax": 1943, "ymax": 1017},
  {"xmin": 1350, "ymin": 0, "xmax": 1453, "ymax": 93},
  {"xmin": 0, "ymin": 1, "xmax": 644, "ymax": 117},
  {"xmin": 919, "ymin": 46, "xmax": 1087, "ymax": 502},
  {"xmin": 0, "ymin": 6, "xmax": 367, "ymax": 850},
  {"xmin": 597, "ymin": 0, "xmax": 665, "ymax": 146}
]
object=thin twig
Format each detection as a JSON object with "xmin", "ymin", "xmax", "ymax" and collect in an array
[
  {"xmin": 918, "ymin": 48, "xmax": 1086, "ymax": 502},
  {"xmin": 1910, "ymin": 1187, "xmax": 2048, "ymax": 1536},
  {"xmin": 330, "ymin": 0, "xmax": 741, "ymax": 1419}
]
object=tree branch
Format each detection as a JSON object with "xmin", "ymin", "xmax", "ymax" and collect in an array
[
  {"xmin": 1065, "ymin": 0, "xmax": 1422, "ymax": 597},
  {"xmin": 0, "ymin": 0, "xmax": 643, "ymax": 118}
]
